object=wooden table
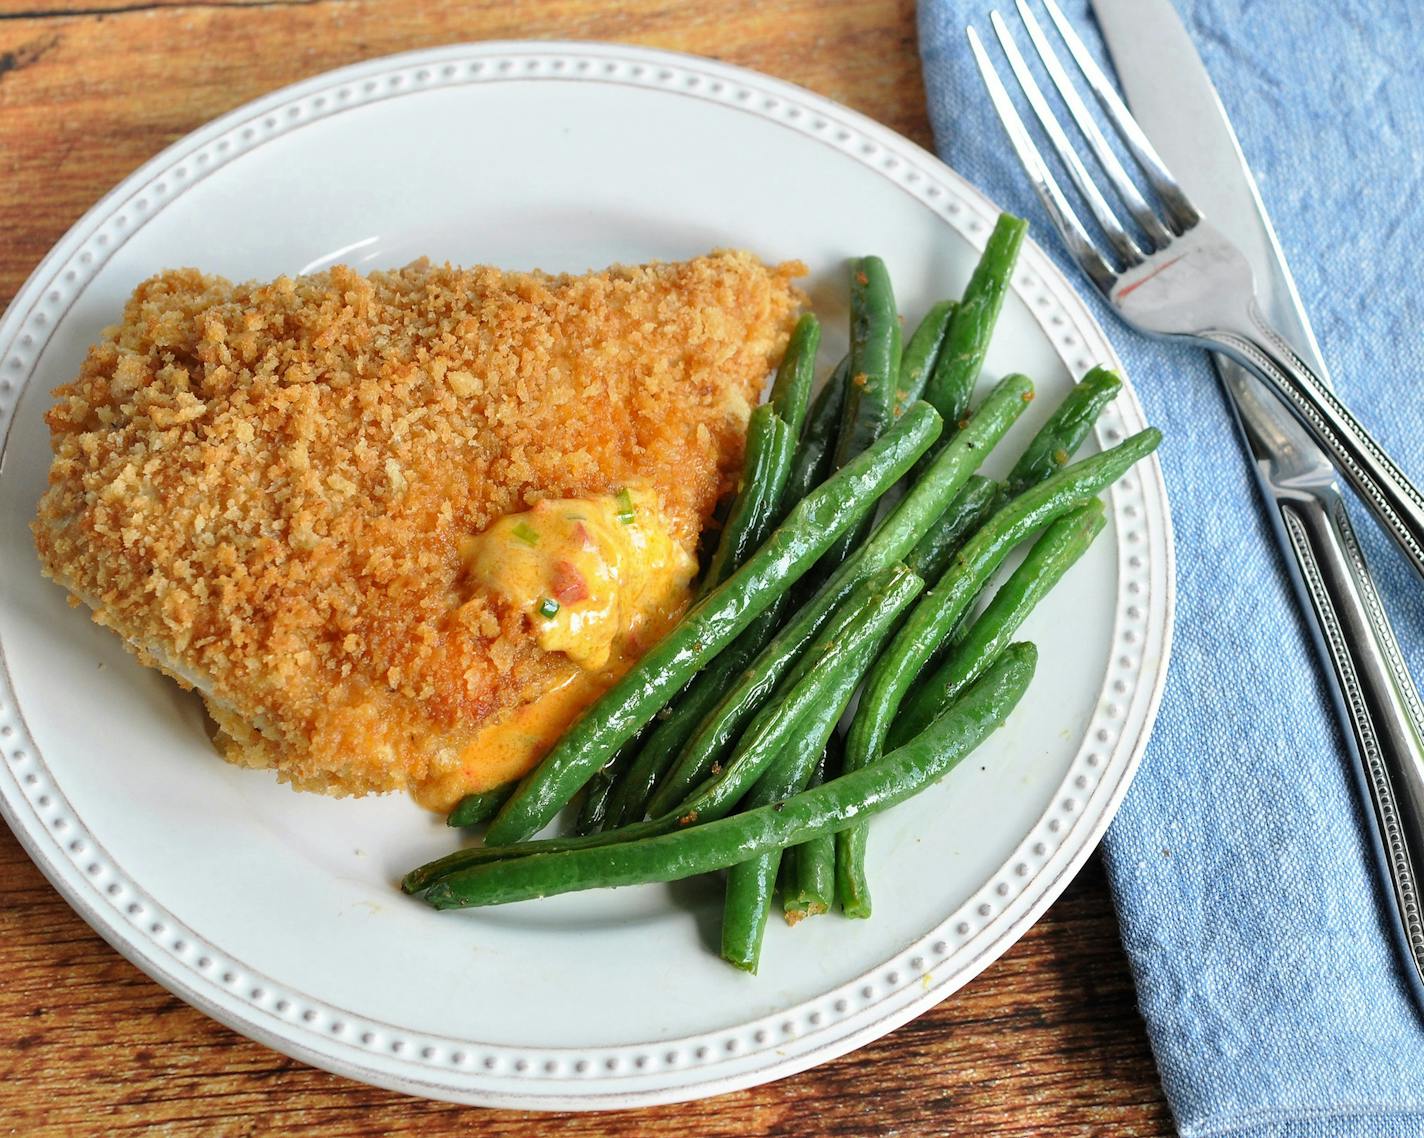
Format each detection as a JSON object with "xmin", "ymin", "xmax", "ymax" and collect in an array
[{"xmin": 0, "ymin": 1, "xmax": 1175, "ymax": 1133}]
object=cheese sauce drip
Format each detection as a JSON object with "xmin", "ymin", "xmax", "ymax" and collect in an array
[
  {"xmin": 460, "ymin": 488, "xmax": 696, "ymax": 671},
  {"xmin": 411, "ymin": 664, "xmax": 611, "ymax": 809}
]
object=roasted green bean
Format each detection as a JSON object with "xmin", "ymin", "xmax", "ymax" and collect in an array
[
  {"xmin": 783, "ymin": 356, "xmax": 851, "ymax": 506},
  {"xmin": 769, "ymin": 313, "xmax": 821, "ymax": 440},
  {"xmin": 923, "ymin": 214, "xmax": 1028, "ymax": 427},
  {"xmin": 446, "ymin": 782, "xmax": 517, "ymax": 829},
  {"xmin": 782, "ymin": 744, "xmax": 838, "ymax": 923},
  {"xmin": 890, "ymin": 500, "xmax": 1106, "ymax": 749},
  {"xmin": 895, "ymin": 300, "xmax": 955, "ymax": 413},
  {"xmin": 696, "ymin": 405, "xmax": 796, "ymax": 601},
  {"xmin": 483, "ymin": 402, "xmax": 942, "ymax": 845},
  {"xmin": 422, "ymin": 644, "xmax": 1038, "ymax": 910},
  {"xmin": 816, "ymin": 258, "xmax": 900, "ymax": 574},
  {"xmin": 720, "ymin": 565, "xmax": 923, "ymax": 970},
  {"xmin": 1005, "ymin": 366, "xmax": 1121, "ymax": 496},
  {"xmin": 841, "ymin": 430, "xmax": 1162, "ymax": 877},
  {"xmin": 574, "ymin": 742, "xmax": 637, "ymax": 836},
  {"xmin": 648, "ymin": 373, "xmax": 1033, "ymax": 816}
]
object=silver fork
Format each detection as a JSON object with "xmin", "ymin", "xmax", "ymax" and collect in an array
[{"xmin": 969, "ymin": 0, "xmax": 1424, "ymax": 584}]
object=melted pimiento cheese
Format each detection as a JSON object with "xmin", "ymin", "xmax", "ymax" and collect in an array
[
  {"xmin": 460, "ymin": 488, "xmax": 696, "ymax": 671},
  {"xmin": 413, "ymin": 489, "xmax": 698, "ymax": 811},
  {"xmin": 411, "ymin": 663, "xmax": 612, "ymax": 809}
]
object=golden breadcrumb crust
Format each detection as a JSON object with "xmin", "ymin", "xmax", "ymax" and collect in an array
[{"xmin": 34, "ymin": 253, "xmax": 804, "ymax": 800}]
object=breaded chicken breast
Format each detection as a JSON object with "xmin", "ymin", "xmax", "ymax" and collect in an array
[{"xmin": 34, "ymin": 253, "xmax": 804, "ymax": 809}]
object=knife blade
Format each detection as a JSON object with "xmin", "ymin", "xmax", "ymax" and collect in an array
[
  {"xmin": 1090, "ymin": 0, "xmax": 1424, "ymax": 1010},
  {"xmin": 1090, "ymin": 0, "xmax": 1323, "ymax": 373}
]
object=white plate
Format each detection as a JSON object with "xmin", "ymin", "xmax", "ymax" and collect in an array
[{"xmin": 0, "ymin": 42, "xmax": 1173, "ymax": 1108}]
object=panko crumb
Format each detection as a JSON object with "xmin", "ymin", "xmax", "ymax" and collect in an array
[{"xmin": 33, "ymin": 252, "xmax": 805, "ymax": 801}]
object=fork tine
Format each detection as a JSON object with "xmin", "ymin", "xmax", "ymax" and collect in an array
[
  {"xmin": 1014, "ymin": 0, "xmax": 1174, "ymax": 249},
  {"xmin": 966, "ymin": 25, "xmax": 1117, "ymax": 295},
  {"xmin": 1040, "ymin": 0, "xmax": 1202, "ymax": 232},
  {"xmin": 988, "ymin": 10, "xmax": 1145, "ymax": 268}
]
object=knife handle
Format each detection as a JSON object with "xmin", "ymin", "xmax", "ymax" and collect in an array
[
  {"xmin": 1276, "ymin": 484, "xmax": 1424, "ymax": 1002},
  {"xmin": 1208, "ymin": 303, "xmax": 1424, "ymax": 586}
]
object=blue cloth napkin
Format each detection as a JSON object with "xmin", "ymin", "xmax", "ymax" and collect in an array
[{"xmin": 919, "ymin": 3, "xmax": 1424, "ymax": 1135}]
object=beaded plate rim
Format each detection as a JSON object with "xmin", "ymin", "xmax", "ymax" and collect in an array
[{"xmin": 0, "ymin": 40, "xmax": 1174, "ymax": 1109}]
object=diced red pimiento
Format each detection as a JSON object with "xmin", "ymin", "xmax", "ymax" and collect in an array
[
  {"xmin": 551, "ymin": 560, "xmax": 589, "ymax": 603},
  {"xmin": 570, "ymin": 522, "xmax": 592, "ymax": 549}
]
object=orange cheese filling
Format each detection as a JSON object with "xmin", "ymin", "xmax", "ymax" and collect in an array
[
  {"xmin": 413, "ymin": 489, "xmax": 696, "ymax": 811},
  {"xmin": 460, "ymin": 488, "xmax": 695, "ymax": 671},
  {"xmin": 410, "ymin": 663, "xmax": 612, "ymax": 810}
]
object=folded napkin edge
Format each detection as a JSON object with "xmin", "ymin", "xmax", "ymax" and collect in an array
[{"xmin": 1189, "ymin": 1102, "xmax": 1424, "ymax": 1138}]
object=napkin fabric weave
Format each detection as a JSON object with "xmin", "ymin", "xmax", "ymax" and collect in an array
[{"xmin": 918, "ymin": 3, "xmax": 1424, "ymax": 1135}]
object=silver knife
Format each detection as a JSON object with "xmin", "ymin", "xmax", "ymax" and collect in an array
[{"xmin": 1091, "ymin": 0, "xmax": 1424, "ymax": 1008}]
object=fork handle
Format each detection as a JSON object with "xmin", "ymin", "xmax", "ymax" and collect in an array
[
  {"xmin": 1273, "ymin": 481, "xmax": 1424, "ymax": 1007},
  {"xmin": 1204, "ymin": 306, "xmax": 1424, "ymax": 582}
]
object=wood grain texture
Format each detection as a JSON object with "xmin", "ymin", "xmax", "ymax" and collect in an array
[{"xmin": 0, "ymin": 1, "xmax": 1176, "ymax": 1133}]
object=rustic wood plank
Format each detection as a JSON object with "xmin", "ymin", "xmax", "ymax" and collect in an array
[
  {"xmin": 0, "ymin": 1, "xmax": 1175, "ymax": 1133},
  {"xmin": 0, "ymin": 0, "xmax": 931, "ymax": 310},
  {"xmin": 0, "ymin": 0, "xmax": 307, "ymax": 14},
  {"xmin": 0, "ymin": 824, "xmax": 1173, "ymax": 1135}
]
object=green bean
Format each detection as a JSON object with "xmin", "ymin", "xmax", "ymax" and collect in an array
[
  {"xmin": 606, "ymin": 362, "xmax": 850, "ymax": 825},
  {"xmin": 574, "ymin": 741, "xmax": 637, "ymax": 836},
  {"xmin": 410, "ymin": 567, "xmax": 919, "ymax": 894},
  {"xmin": 891, "ymin": 500, "xmax": 1106, "ymax": 750},
  {"xmin": 922, "ymin": 367, "xmax": 1117, "ymax": 665},
  {"xmin": 696, "ymin": 406, "xmax": 796, "ymax": 601},
  {"xmin": 817, "ymin": 257, "xmax": 900, "ymax": 573},
  {"xmin": 769, "ymin": 314, "xmax": 821, "ymax": 440},
  {"xmin": 838, "ymin": 258, "xmax": 899, "ymax": 462},
  {"xmin": 680, "ymin": 566, "xmax": 921, "ymax": 822},
  {"xmin": 722, "ymin": 754, "xmax": 813, "ymax": 969},
  {"xmin": 422, "ymin": 644, "xmax": 1038, "ymax": 910},
  {"xmin": 841, "ymin": 428, "xmax": 1162, "ymax": 876},
  {"xmin": 606, "ymin": 606, "xmax": 772, "ymax": 827},
  {"xmin": 782, "ymin": 745, "xmax": 838, "ymax": 923},
  {"xmin": 916, "ymin": 369, "xmax": 1117, "ymax": 673},
  {"xmin": 446, "ymin": 781, "xmax": 518, "ymax": 829},
  {"xmin": 776, "ymin": 844, "xmax": 797, "ymax": 895},
  {"xmin": 406, "ymin": 581, "xmax": 877, "ymax": 891},
  {"xmin": 1006, "ymin": 366, "xmax": 1122, "ymax": 496},
  {"xmin": 619, "ymin": 565, "xmax": 904, "ymax": 837},
  {"xmin": 649, "ymin": 373, "xmax": 1034, "ymax": 816},
  {"xmin": 721, "ymin": 851, "xmax": 775, "ymax": 972},
  {"xmin": 895, "ymin": 300, "xmax": 956, "ymax": 414},
  {"xmin": 482, "ymin": 402, "xmax": 942, "ymax": 846},
  {"xmin": 404, "ymin": 813, "xmax": 671, "ymax": 895},
  {"xmin": 784, "ymin": 357, "xmax": 851, "ymax": 505},
  {"xmin": 889, "ymin": 319, "xmax": 903, "ymax": 405},
  {"xmin": 903, "ymin": 475, "xmax": 1001, "ymax": 583},
  {"xmin": 720, "ymin": 565, "xmax": 924, "ymax": 970},
  {"xmin": 923, "ymin": 214, "xmax": 1028, "ymax": 427}
]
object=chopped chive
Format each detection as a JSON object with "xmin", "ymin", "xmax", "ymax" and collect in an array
[
  {"xmin": 513, "ymin": 521, "xmax": 540, "ymax": 546},
  {"xmin": 538, "ymin": 597, "xmax": 560, "ymax": 619},
  {"xmin": 615, "ymin": 488, "xmax": 636, "ymax": 524}
]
